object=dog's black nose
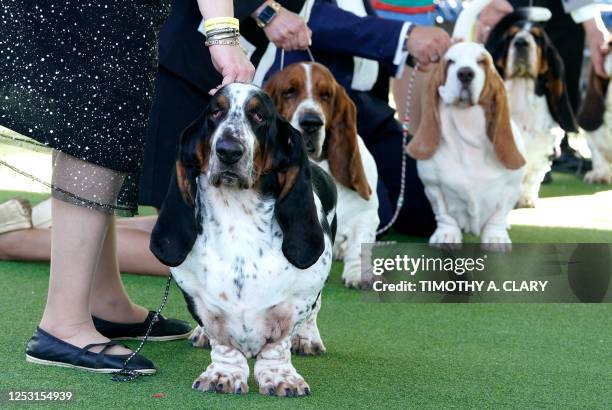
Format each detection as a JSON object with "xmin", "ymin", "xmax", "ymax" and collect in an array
[
  {"xmin": 299, "ymin": 113, "xmax": 324, "ymax": 134},
  {"xmin": 457, "ymin": 67, "xmax": 475, "ymax": 84},
  {"xmin": 216, "ymin": 138, "xmax": 244, "ymax": 164},
  {"xmin": 514, "ymin": 37, "xmax": 529, "ymax": 49}
]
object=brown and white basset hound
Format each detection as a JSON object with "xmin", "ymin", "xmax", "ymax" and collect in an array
[
  {"xmin": 578, "ymin": 49, "xmax": 612, "ymax": 184},
  {"xmin": 486, "ymin": 9, "xmax": 578, "ymax": 207},
  {"xmin": 264, "ymin": 62, "xmax": 380, "ymax": 289},
  {"xmin": 406, "ymin": 41, "xmax": 525, "ymax": 251}
]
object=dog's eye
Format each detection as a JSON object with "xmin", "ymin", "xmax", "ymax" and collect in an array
[
  {"xmin": 477, "ymin": 59, "xmax": 486, "ymax": 65},
  {"xmin": 320, "ymin": 92, "xmax": 331, "ymax": 101},
  {"xmin": 211, "ymin": 109, "xmax": 222, "ymax": 119},
  {"xmin": 447, "ymin": 59, "xmax": 455, "ymax": 65},
  {"xmin": 251, "ymin": 112, "xmax": 264, "ymax": 123},
  {"xmin": 283, "ymin": 88, "xmax": 297, "ymax": 99}
]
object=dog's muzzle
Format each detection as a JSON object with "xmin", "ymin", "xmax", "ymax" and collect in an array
[
  {"xmin": 210, "ymin": 136, "xmax": 250, "ymax": 188},
  {"xmin": 457, "ymin": 67, "xmax": 475, "ymax": 105},
  {"xmin": 510, "ymin": 37, "xmax": 533, "ymax": 78},
  {"xmin": 297, "ymin": 112, "xmax": 324, "ymax": 158}
]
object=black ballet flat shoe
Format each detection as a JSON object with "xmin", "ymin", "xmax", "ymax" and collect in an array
[
  {"xmin": 25, "ymin": 327, "xmax": 156, "ymax": 374},
  {"xmin": 93, "ymin": 311, "xmax": 192, "ymax": 341}
]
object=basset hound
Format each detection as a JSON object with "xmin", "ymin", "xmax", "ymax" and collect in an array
[
  {"xmin": 150, "ymin": 83, "xmax": 337, "ymax": 396},
  {"xmin": 578, "ymin": 50, "xmax": 612, "ymax": 185},
  {"xmin": 406, "ymin": 42, "xmax": 526, "ymax": 251},
  {"xmin": 264, "ymin": 62, "xmax": 380, "ymax": 289},
  {"xmin": 486, "ymin": 10, "xmax": 578, "ymax": 207}
]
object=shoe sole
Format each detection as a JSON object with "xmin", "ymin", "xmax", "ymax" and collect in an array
[
  {"xmin": 111, "ymin": 331, "xmax": 192, "ymax": 342},
  {"xmin": 25, "ymin": 354, "xmax": 156, "ymax": 374}
]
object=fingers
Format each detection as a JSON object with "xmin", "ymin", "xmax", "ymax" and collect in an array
[
  {"xmin": 496, "ymin": 0, "xmax": 514, "ymax": 13},
  {"xmin": 210, "ymin": 70, "xmax": 237, "ymax": 95},
  {"xmin": 417, "ymin": 62, "xmax": 431, "ymax": 72},
  {"xmin": 208, "ymin": 45, "xmax": 255, "ymax": 95},
  {"xmin": 591, "ymin": 52, "xmax": 607, "ymax": 78},
  {"xmin": 296, "ymin": 26, "xmax": 311, "ymax": 50},
  {"xmin": 282, "ymin": 24, "xmax": 310, "ymax": 50}
]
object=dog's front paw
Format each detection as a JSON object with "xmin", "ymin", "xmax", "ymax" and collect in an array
[
  {"xmin": 341, "ymin": 267, "xmax": 374, "ymax": 290},
  {"xmin": 291, "ymin": 334, "xmax": 326, "ymax": 356},
  {"xmin": 515, "ymin": 196, "xmax": 536, "ymax": 209},
  {"xmin": 189, "ymin": 326, "xmax": 210, "ymax": 349},
  {"xmin": 481, "ymin": 230, "xmax": 512, "ymax": 253},
  {"xmin": 256, "ymin": 365, "xmax": 311, "ymax": 397},
  {"xmin": 429, "ymin": 227, "xmax": 462, "ymax": 249},
  {"xmin": 192, "ymin": 363, "xmax": 248, "ymax": 394},
  {"xmin": 584, "ymin": 169, "xmax": 612, "ymax": 185}
]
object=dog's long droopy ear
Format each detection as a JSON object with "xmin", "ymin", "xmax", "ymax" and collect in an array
[
  {"xmin": 578, "ymin": 67, "xmax": 609, "ymax": 131},
  {"xmin": 326, "ymin": 84, "xmax": 371, "ymax": 200},
  {"xmin": 481, "ymin": 57, "xmax": 526, "ymax": 170},
  {"xmin": 149, "ymin": 111, "xmax": 211, "ymax": 267},
  {"xmin": 406, "ymin": 61, "xmax": 446, "ymax": 160},
  {"xmin": 263, "ymin": 69, "xmax": 285, "ymax": 111},
  {"xmin": 274, "ymin": 116, "xmax": 325, "ymax": 269},
  {"xmin": 538, "ymin": 37, "xmax": 578, "ymax": 132},
  {"xmin": 484, "ymin": 27, "xmax": 514, "ymax": 78}
]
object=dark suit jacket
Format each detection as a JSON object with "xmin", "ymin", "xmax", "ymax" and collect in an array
[{"xmin": 262, "ymin": 0, "xmax": 405, "ymax": 138}]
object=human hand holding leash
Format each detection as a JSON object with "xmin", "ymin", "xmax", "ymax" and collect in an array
[
  {"xmin": 476, "ymin": 0, "xmax": 514, "ymax": 42},
  {"xmin": 584, "ymin": 17, "xmax": 611, "ymax": 78},
  {"xmin": 406, "ymin": 26, "xmax": 451, "ymax": 70},
  {"xmin": 253, "ymin": 1, "xmax": 312, "ymax": 50}
]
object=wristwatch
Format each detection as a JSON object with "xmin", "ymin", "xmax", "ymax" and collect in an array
[{"xmin": 255, "ymin": 1, "xmax": 281, "ymax": 28}]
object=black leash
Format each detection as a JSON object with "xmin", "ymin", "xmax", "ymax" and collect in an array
[{"xmin": 111, "ymin": 273, "xmax": 173, "ymax": 382}]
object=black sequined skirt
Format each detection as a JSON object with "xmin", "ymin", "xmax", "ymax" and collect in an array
[{"xmin": 0, "ymin": 1, "xmax": 169, "ymax": 215}]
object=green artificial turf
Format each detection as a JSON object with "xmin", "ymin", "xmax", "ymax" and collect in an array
[{"xmin": 0, "ymin": 173, "xmax": 611, "ymax": 408}]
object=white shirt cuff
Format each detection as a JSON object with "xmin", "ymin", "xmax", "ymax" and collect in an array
[
  {"xmin": 393, "ymin": 22, "xmax": 411, "ymax": 78},
  {"xmin": 571, "ymin": 4, "xmax": 597, "ymax": 23}
]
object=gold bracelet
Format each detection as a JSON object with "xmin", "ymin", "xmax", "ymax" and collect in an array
[{"xmin": 204, "ymin": 17, "xmax": 239, "ymax": 33}]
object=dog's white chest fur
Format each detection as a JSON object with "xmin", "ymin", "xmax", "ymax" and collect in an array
[
  {"xmin": 171, "ymin": 179, "xmax": 332, "ymax": 358},
  {"xmin": 506, "ymin": 79, "xmax": 562, "ymax": 206},
  {"xmin": 591, "ymin": 84, "xmax": 612, "ymax": 162},
  {"xmin": 417, "ymin": 104, "xmax": 524, "ymax": 235}
]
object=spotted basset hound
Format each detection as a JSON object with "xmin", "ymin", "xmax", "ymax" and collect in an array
[
  {"xmin": 578, "ymin": 50, "xmax": 612, "ymax": 185},
  {"xmin": 150, "ymin": 83, "xmax": 337, "ymax": 396},
  {"xmin": 264, "ymin": 62, "xmax": 379, "ymax": 289},
  {"xmin": 406, "ymin": 42, "xmax": 526, "ymax": 252},
  {"xmin": 486, "ymin": 9, "xmax": 578, "ymax": 207}
]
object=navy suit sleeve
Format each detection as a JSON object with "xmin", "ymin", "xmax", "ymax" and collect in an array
[{"xmin": 309, "ymin": 2, "xmax": 405, "ymax": 67}]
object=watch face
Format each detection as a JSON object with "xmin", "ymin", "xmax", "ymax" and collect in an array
[{"xmin": 259, "ymin": 5, "xmax": 277, "ymax": 24}]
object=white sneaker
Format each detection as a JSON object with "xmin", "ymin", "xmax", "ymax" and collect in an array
[
  {"xmin": 32, "ymin": 198, "xmax": 52, "ymax": 229},
  {"xmin": 0, "ymin": 198, "xmax": 32, "ymax": 234}
]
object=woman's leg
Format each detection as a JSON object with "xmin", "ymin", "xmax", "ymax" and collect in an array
[
  {"xmin": 0, "ymin": 216, "xmax": 168, "ymax": 276},
  {"xmin": 116, "ymin": 215, "xmax": 158, "ymax": 232},
  {"xmin": 89, "ymin": 217, "xmax": 149, "ymax": 323},
  {"xmin": 0, "ymin": 228, "xmax": 52, "ymax": 261},
  {"xmin": 38, "ymin": 151, "xmax": 133, "ymax": 353},
  {"xmin": 38, "ymin": 198, "xmax": 129, "ymax": 353}
]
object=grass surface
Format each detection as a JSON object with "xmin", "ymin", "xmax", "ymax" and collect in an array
[{"xmin": 1, "ymin": 173, "xmax": 611, "ymax": 409}]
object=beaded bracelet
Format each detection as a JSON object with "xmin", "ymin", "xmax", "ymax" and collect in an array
[{"xmin": 204, "ymin": 38, "xmax": 241, "ymax": 47}]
